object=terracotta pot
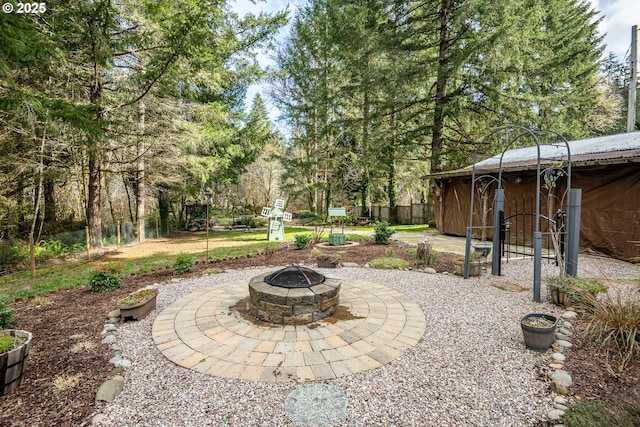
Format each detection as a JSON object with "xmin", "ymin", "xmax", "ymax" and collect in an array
[
  {"xmin": 117, "ymin": 290, "xmax": 157, "ymax": 321},
  {"xmin": 1, "ymin": 329, "xmax": 32, "ymax": 396}
]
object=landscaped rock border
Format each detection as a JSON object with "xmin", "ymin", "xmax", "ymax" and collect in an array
[
  {"xmin": 93, "ymin": 283, "xmax": 162, "ymax": 422},
  {"xmin": 544, "ymin": 308, "xmax": 578, "ymax": 427}
]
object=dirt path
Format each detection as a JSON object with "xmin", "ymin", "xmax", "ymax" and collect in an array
[
  {"xmin": 100, "ymin": 228, "xmax": 468, "ymax": 262},
  {"xmin": 102, "ymin": 231, "xmax": 260, "ymax": 261}
]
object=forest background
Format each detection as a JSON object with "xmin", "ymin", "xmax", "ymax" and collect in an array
[{"xmin": 0, "ymin": 0, "xmax": 635, "ymax": 255}]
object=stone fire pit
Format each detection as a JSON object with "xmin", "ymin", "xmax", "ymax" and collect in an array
[{"xmin": 248, "ymin": 265, "xmax": 340, "ymax": 325}]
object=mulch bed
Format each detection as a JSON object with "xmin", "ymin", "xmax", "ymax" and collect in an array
[{"xmin": 1, "ymin": 241, "xmax": 637, "ymax": 426}]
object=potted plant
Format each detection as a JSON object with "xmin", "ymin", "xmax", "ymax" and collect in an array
[
  {"xmin": 1, "ymin": 329, "xmax": 33, "ymax": 396},
  {"xmin": 520, "ymin": 313, "xmax": 557, "ymax": 351},
  {"xmin": 117, "ymin": 288, "xmax": 158, "ymax": 321},
  {"xmin": 317, "ymin": 254, "xmax": 340, "ymax": 268},
  {"xmin": 453, "ymin": 254, "xmax": 483, "ymax": 277},
  {"xmin": 547, "ymin": 276, "xmax": 608, "ymax": 306}
]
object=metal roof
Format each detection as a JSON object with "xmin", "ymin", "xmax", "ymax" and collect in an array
[{"xmin": 431, "ymin": 132, "xmax": 640, "ymax": 179}]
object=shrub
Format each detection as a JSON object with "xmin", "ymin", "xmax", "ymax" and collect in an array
[
  {"xmin": 294, "ymin": 233, "xmax": 313, "ymax": 249},
  {"xmin": 174, "ymin": 253, "xmax": 195, "ymax": 275},
  {"xmin": 310, "ymin": 247, "xmax": 323, "ymax": 257},
  {"xmin": 426, "ymin": 250, "xmax": 437, "ymax": 268},
  {"xmin": 39, "ymin": 239, "xmax": 70, "ymax": 256},
  {"xmin": 233, "ymin": 216, "xmax": 260, "ymax": 228},
  {"xmin": 581, "ymin": 290, "xmax": 640, "ymax": 372},
  {"xmin": 89, "ymin": 263, "xmax": 124, "ymax": 292},
  {"xmin": 0, "ymin": 336, "xmax": 13, "ymax": 353},
  {"xmin": 0, "ymin": 295, "xmax": 14, "ymax": 329},
  {"xmin": 564, "ymin": 394, "xmax": 640, "ymax": 427},
  {"xmin": 374, "ymin": 221, "xmax": 395, "ymax": 244},
  {"xmin": 344, "ymin": 214, "xmax": 357, "ymax": 225},
  {"xmin": 547, "ymin": 276, "xmax": 608, "ymax": 295},
  {"xmin": 547, "ymin": 276, "xmax": 608, "ymax": 306},
  {"xmin": 0, "ymin": 241, "xmax": 25, "ymax": 271},
  {"xmin": 296, "ymin": 210, "xmax": 317, "ymax": 219},
  {"xmin": 564, "ymin": 400, "xmax": 612, "ymax": 427},
  {"xmin": 369, "ymin": 257, "xmax": 409, "ymax": 269}
]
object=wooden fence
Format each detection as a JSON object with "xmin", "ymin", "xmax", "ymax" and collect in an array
[{"xmin": 348, "ymin": 203, "xmax": 435, "ymax": 225}]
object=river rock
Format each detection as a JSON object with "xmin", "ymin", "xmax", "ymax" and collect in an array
[
  {"xmin": 555, "ymin": 339, "xmax": 573, "ymax": 349},
  {"xmin": 550, "ymin": 381, "xmax": 569, "ymax": 395},
  {"xmin": 554, "ymin": 396, "xmax": 567, "ymax": 405},
  {"xmin": 549, "ymin": 370, "xmax": 573, "ymax": 387},
  {"xmin": 547, "ymin": 409, "xmax": 565, "ymax": 420},
  {"xmin": 95, "ymin": 377, "xmax": 124, "ymax": 403}
]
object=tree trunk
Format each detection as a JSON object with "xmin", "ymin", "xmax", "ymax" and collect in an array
[
  {"xmin": 361, "ymin": 62, "xmax": 371, "ymax": 217},
  {"xmin": 158, "ymin": 186, "xmax": 170, "ymax": 237},
  {"xmin": 87, "ymin": 152, "xmax": 102, "ymax": 248},
  {"xmin": 426, "ymin": 0, "xmax": 452, "ymax": 223},
  {"xmin": 360, "ymin": 178, "xmax": 370, "ymax": 218},
  {"xmin": 87, "ymin": 37, "xmax": 103, "ymax": 249},
  {"xmin": 44, "ymin": 177, "xmax": 56, "ymax": 224},
  {"xmin": 387, "ymin": 113, "xmax": 398, "ymax": 224},
  {"xmin": 136, "ymin": 101, "xmax": 146, "ymax": 242},
  {"xmin": 431, "ymin": 0, "xmax": 451, "ymax": 177}
]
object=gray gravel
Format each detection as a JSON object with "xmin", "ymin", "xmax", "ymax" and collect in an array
[{"xmin": 94, "ymin": 256, "xmax": 639, "ymax": 426}]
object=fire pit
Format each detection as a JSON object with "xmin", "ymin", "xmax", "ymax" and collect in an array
[{"xmin": 249, "ymin": 265, "xmax": 340, "ymax": 325}]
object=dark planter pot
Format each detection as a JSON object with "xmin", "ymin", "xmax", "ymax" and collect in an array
[
  {"xmin": 453, "ymin": 260, "xmax": 482, "ymax": 277},
  {"xmin": 520, "ymin": 313, "xmax": 558, "ymax": 351},
  {"xmin": 328, "ymin": 233, "xmax": 346, "ymax": 246},
  {"xmin": 117, "ymin": 291, "xmax": 157, "ymax": 321},
  {"xmin": 1, "ymin": 329, "xmax": 32, "ymax": 396},
  {"xmin": 317, "ymin": 256, "xmax": 339, "ymax": 268}
]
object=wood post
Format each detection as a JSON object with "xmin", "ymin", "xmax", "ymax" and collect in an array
[
  {"xmin": 85, "ymin": 226, "xmax": 90, "ymax": 260},
  {"xmin": 29, "ymin": 233, "xmax": 35, "ymax": 278}
]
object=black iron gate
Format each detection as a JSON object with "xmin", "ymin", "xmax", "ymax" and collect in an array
[{"xmin": 501, "ymin": 194, "xmax": 566, "ymax": 264}]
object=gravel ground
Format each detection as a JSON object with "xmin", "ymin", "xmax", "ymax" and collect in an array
[{"xmin": 95, "ymin": 256, "xmax": 639, "ymax": 427}]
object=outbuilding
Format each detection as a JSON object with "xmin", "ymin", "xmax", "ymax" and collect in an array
[{"xmin": 430, "ymin": 132, "xmax": 640, "ymax": 262}]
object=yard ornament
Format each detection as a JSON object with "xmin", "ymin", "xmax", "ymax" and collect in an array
[{"xmin": 261, "ymin": 199, "xmax": 292, "ymax": 241}]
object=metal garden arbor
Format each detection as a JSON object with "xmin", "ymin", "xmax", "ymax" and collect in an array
[{"xmin": 463, "ymin": 126, "xmax": 582, "ymax": 302}]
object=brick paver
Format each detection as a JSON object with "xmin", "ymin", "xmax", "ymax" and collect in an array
[{"xmin": 152, "ymin": 277, "xmax": 426, "ymax": 382}]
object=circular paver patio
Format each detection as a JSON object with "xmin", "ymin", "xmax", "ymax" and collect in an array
[{"xmin": 152, "ymin": 277, "xmax": 426, "ymax": 382}]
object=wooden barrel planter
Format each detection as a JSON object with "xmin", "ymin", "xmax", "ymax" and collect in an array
[
  {"xmin": 117, "ymin": 289, "xmax": 158, "ymax": 321},
  {"xmin": 1, "ymin": 329, "xmax": 32, "ymax": 396},
  {"xmin": 453, "ymin": 260, "xmax": 482, "ymax": 277},
  {"xmin": 550, "ymin": 288, "xmax": 572, "ymax": 306}
]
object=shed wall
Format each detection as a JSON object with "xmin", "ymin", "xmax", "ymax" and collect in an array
[{"xmin": 434, "ymin": 164, "xmax": 640, "ymax": 262}]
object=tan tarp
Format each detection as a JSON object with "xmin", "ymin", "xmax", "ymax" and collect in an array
[{"xmin": 434, "ymin": 164, "xmax": 640, "ymax": 262}]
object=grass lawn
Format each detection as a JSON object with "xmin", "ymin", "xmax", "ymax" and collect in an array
[{"xmin": 0, "ymin": 227, "xmax": 375, "ymax": 302}]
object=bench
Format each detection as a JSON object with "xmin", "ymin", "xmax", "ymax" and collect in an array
[
  {"xmin": 227, "ymin": 225, "xmax": 250, "ymax": 231},
  {"xmin": 356, "ymin": 217, "xmax": 371, "ymax": 226}
]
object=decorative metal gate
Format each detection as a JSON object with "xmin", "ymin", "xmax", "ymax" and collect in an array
[
  {"xmin": 502, "ymin": 194, "xmax": 566, "ymax": 264},
  {"xmin": 463, "ymin": 126, "xmax": 582, "ymax": 302}
]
